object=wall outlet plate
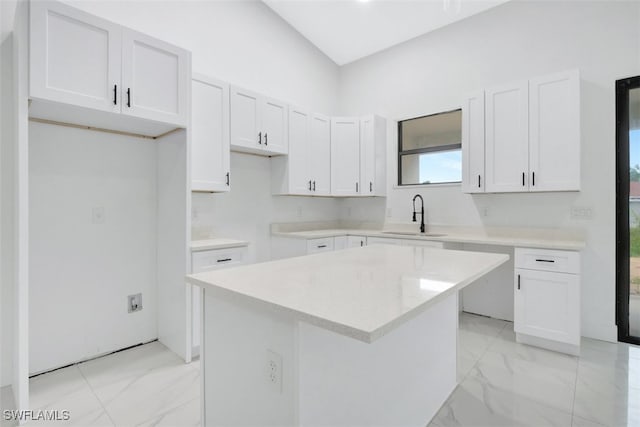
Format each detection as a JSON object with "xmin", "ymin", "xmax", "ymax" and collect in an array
[
  {"xmin": 128, "ymin": 293, "xmax": 142, "ymax": 313},
  {"xmin": 266, "ymin": 349, "xmax": 282, "ymax": 393}
]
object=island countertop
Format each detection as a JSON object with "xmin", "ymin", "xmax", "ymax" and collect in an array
[{"xmin": 186, "ymin": 245, "xmax": 509, "ymax": 343}]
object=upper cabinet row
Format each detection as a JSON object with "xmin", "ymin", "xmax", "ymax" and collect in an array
[
  {"xmin": 192, "ymin": 75, "xmax": 387, "ymax": 196},
  {"xmin": 462, "ymin": 69, "xmax": 580, "ymax": 193},
  {"xmin": 29, "ymin": 1, "xmax": 191, "ymax": 136},
  {"xmin": 270, "ymin": 112, "xmax": 385, "ymax": 197}
]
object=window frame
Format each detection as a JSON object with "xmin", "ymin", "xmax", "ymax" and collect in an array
[{"xmin": 397, "ymin": 109, "xmax": 463, "ymax": 187}]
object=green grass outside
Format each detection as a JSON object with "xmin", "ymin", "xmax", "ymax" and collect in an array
[{"xmin": 631, "ymin": 226, "xmax": 640, "ymax": 257}]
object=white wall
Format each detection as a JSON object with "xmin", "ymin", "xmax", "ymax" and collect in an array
[
  {"xmin": 65, "ymin": 0, "xmax": 342, "ymax": 263},
  {"xmin": 28, "ymin": 122, "xmax": 159, "ymax": 374},
  {"xmin": 337, "ymin": 0, "xmax": 640, "ymax": 341},
  {"xmin": 0, "ymin": 0, "xmax": 17, "ymax": 388}
]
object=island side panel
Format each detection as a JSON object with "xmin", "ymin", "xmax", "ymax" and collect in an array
[
  {"xmin": 297, "ymin": 293, "xmax": 457, "ymax": 427},
  {"xmin": 202, "ymin": 291, "xmax": 297, "ymax": 426}
]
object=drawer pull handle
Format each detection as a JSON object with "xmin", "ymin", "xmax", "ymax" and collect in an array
[
  {"xmin": 535, "ymin": 259, "xmax": 555, "ymax": 263},
  {"xmin": 517, "ymin": 274, "xmax": 521, "ymax": 290},
  {"xmin": 317, "ymin": 245, "xmax": 327, "ymax": 248},
  {"xmin": 217, "ymin": 258, "xmax": 232, "ymax": 263}
]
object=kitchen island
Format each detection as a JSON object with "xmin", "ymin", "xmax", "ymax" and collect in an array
[{"xmin": 186, "ymin": 245, "xmax": 509, "ymax": 426}]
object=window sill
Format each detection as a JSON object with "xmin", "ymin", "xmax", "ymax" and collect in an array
[{"xmin": 393, "ymin": 182, "xmax": 462, "ymax": 190}]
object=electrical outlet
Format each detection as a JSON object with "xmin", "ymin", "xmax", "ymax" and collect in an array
[
  {"xmin": 266, "ymin": 349, "xmax": 282, "ymax": 393},
  {"xmin": 570, "ymin": 206, "xmax": 593, "ymax": 220},
  {"xmin": 92, "ymin": 207, "xmax": 105, "ymax": 224},
  {"xmin": 128, "ymin": 293, "xmax": 142, "ymax": 313}
]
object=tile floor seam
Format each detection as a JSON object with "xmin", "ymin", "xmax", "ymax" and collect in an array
[
  {"xmin": 569, "ymin": 357, "xmax": 580, "ymax": 424},
  {"xmin": 77, "ymin": 362, "xmax": 118, "ymax": 427}
]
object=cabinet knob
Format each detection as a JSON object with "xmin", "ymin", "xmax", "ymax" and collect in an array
[
  {"xmin": 532, "ymin": 171, "xmax": 536, "ymax": 186},
  {"xmin": 264, "ymin": 133, "xmax": 268, "ymax": 146},
  {"xmin": 258, "ymin": 132, "xmax": 262, "ymax": 144},
  {"xmin": 522, "ymin": 172, "xmax": 525, "ymax": 186},
  {"xmin": 126, "ymin": 88, "xmax": 131, "ymax": 108},
  {"xmin": 113, "ymin": 85, "xmax": 117, "ymax": 105},
  {"xmin": 478, "ymin": 175, "xmax": 481, "ymax": 188},
  {"xmin": 226, "ymin": 172, "xmax": 230, "ymax": 186},
  {"xmin": 370, "ymin": 182, "xmax": 373, "ymax": 192},
  {"xmin": 313, "ymin": 181, "xmax": 316, "ymax": 191},
  {"xmin": 356, "ymin": 182, "xmax": 359, "ymax": 193},
  {"xmin": 309, "ymin": 180, "xmax": 312, "ymax": 191}
]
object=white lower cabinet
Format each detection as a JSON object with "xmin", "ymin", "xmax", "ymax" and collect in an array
[
  {"xmin": 190, "ymin": 246, "xmax": 248, "ymax": 357},
  {"xmin": 402, "ymin": 239, "xmax": 444, "ymax": 248},
  {"xmin": 366, "ymin": 236, "xmax": 403, "ymax": 246},
  {"xmin": 514, "ymin": 247, "xmax": 580, "ymax": 354},
  {"xmin": 347, "ymin": 235, "xmax": 368, "ymax": 248}
]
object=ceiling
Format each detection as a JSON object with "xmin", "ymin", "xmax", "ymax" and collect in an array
[{"xmin": 263, "ymin": 0, "xmax": 512, "ymax": 66}]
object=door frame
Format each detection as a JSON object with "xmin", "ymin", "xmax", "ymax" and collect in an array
[{"xmin": 616, "ymin": 75, "xmax": 640, "ymax": 346}]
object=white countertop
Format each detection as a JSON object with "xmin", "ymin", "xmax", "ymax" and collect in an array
[
  {"xmin": 190, "ymin": 238, "xmax": 249, "ymax": 252},
  {"xmin": 271, "ymin": 225, "xmax": 586, "ymax": 251},
  {"xmin": 186, "ymin": 245, "xmax": 509, "ymax": 343}
]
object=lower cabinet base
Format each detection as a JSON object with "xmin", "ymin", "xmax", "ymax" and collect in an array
[{"xmin": 516, "ymin": 332, "xmax": 580, "ymax": 356}]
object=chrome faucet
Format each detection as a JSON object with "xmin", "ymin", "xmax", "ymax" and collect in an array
[{"xmin": 412, "ymin": 194, "xmax": 425, "ymax": 233}]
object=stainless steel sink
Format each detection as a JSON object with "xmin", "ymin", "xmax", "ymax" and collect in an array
[{"xmin": 382, "ymin": 231, "xmax": 447, "ymax": 237}]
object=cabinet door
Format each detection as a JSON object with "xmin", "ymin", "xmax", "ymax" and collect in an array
[
  {"xmin": 262, "ymin": 97, "xmax": 288, "ymax": 155},
  {"xmin": 485, "ymin": 81, "xmax": 529, "ymax": 192},
  {"xmin": 347, "ymin": 236, "xmax": 367, "ymax": 248},
  {"xmin": 331, "ymin": 117, "xmax": 360, "ymax": 196},
  {"xmin": 529, "ymin": 70, "xmax": 580, "ymax": 192},
  {"xmin": 230, "ymin": 86, "xmax": 261, "ymax": 150},
  {"xmin": 514, "ymin": 269, "xmax": 580, "ymax": 345},
  {"xmin": 121, "ymin": 29, "xmax": 189, "ymax": 127},
  {"xmin": 288, "ymin": 107, "xmax": 312, "ymax": 195},
  {"xmin": 30, "ymin": 1, "xmax": 121, "ymax": 113},
  {"xmin": 191, "ymin": 75, "xmax": 230, "ymax": 192},
  {"xmin": 360, "ymin": 116, "xmax": 376, "ymax": 197},
  {"xmin": 310, "ymin": 114, "xmax": 331, "ymax": 196},
  {"xmin": 462, "ymin": 91, "xmax": 485, "ymax": 193},
  {"xmin": 366, "ymin": 237, "xmax": 402, "ymax": 246}
]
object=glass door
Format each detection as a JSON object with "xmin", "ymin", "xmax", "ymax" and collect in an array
[{"xmin": 616, "ymin": 76, "xmax": 640, "ymax": 345}]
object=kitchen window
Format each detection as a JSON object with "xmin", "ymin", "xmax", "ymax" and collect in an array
[{"xmin": 397, "ymin": 109, "xmax": 462, "ymax": 186}]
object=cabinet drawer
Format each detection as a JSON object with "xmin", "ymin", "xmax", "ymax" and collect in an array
[
  {"xmin": 192, "ymin": 247, "xmax": 246, "ymax": 273},
  {"xmin": 307, "ymin": 237, "xmax": 335, "ymax": 254},
  {"xmin": 515, "ymin": 247, "xmax": 580, "ymax": 274}
]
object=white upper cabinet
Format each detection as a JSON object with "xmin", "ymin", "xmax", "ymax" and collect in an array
[
  {"xmin": 271, "ymin": 109, "xmax": 331, "ymax": 196},
  {"xmin": 30, "ymin": 1, "xmax": 121, "ymax": 114},
  {"xmin": 461, "ymin": 91, "xmax": 485, "ymax": 193},
  {"xmin": 331, "ymin": 117, "xmax": 360, "ymax": 196},
  {"xmin": 230, "ymin": 86, "xmax": 261, "ymax": 150},
  {"xmin": 121, "ymin": 29, "xmax": 189, "ymax": 127},
  {"xmin": 485, "ymin": 80, "xmax": 529, "ymax": 193},
  {"xmin": 29, "ymin": 0, "xmax": 190, "ymax": 134},
  {"xmin": 528, "ymin": 70, "xmax": 580, "ymax": 192},
  {"xmin": 359, "ymin": 115, "xmax": 386, "ymax": 197},
  {"xmin": 191, "ymin": 74, "xmax": 230, "ymax": 193},
  {"xmin": 463, "ymin": 69, "xmax": 580, "ymax": 194},
  {"xmin": 262, "ymin": 97, "xmax": 288, "ymax": 155},
  {"xmin": 230, "ymin": 86, "xmax": 288, "ymax": 156},
  {"xmin": 309, "ymin": 114, "xmax": 331, "ymax": 196}
]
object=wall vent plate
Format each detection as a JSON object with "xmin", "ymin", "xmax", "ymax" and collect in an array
[{"xmin": 128, "ymin": 293, "xmax": 142, "ymax": 313}]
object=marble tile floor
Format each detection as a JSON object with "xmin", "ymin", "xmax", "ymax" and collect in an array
[
  {"xmin": 431, "ymin": 313, "xmax": 640, "ymax": 427},
  {"xmin": 1, "ymin": 341, "xmax": 200, "ymax": 427},
  {"xmin": 1, "ymin": 313, "xmax": 639, "ymax": 426}
]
